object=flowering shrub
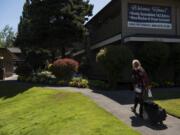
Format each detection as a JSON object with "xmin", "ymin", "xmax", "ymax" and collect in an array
[
  {"xmin": 69, "ymin": 77, "xmax": 89, "ymax": 88},
  {"xmin": 48, "ymin": 64, "xmax": 53, "ymax": 71},
  {"xmin": 36, "ymin": 71, "xmax": 55, "ymax": 83},
  {"xmin": 18, "ymin": 71, "xmax": 56, "ymax": 84},
  {"xmin": 51, "ymin": 58, "xmax": 79, "ymax": 80}
]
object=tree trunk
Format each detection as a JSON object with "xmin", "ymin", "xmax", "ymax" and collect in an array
[
  {"xmin": 61, "ymin": 46, "xmax": 65, "ymax": 58},
  {"xmin": 51, "ymin": 50, "xmax": 56, "ymax": 61}
]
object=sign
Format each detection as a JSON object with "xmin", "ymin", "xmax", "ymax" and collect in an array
[{"xmin": 128, "ymin": 3, "xmax": 172, "ymax": 29}]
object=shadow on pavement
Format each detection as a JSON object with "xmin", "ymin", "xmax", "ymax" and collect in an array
[
  {"xmin": 93, "ymin": 89, "xmax": 135, "ymax": 105},
  {"xmin": 130, "ymin": 116, "xmax": 168, "ymax": 130},
  {"xmin": 0, "ymin": 81, "xmax": 33, "ymax": 99},
  {"xmin": 92, "ymin": 88, "xmax": 179, "ymax": 131},
  {"xmin": 92, "ymin": 87, "xmax": 180, "ymax": 105}
]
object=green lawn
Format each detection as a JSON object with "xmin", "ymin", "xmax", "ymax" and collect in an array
[
  {"xmin": 156, "ymin": 99, "xmax": 180, "ymax": 118},
  {"xmin": 153, "ymin": 89, "xmax": 180, "ymax": 118},
  {"xmin": 0, "ymin": 82, "xmax": 140, "ymax": 135}
]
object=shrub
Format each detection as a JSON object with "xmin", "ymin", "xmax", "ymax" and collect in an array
[
  {"xmin": 25, "ymin": 49, "xmax": 51, "ymax": 72},
  {"xmin": 31, "ymin": 76, "xmax": 39, "ymax": 83},
  {"xmin": 51, "ymin": 58, "xmax": 79, "ymax": 80},
  {"xmin": 138, "ymin": 43, "xmax": 170, "ymax": 82},
  {"xmin": 37, "ymin": 71, "xmax": 54, "ymax": 78},
  {"xmin": 48, "ymin": 79, "xmax": 58, "ymax": 85},
  {"xmin": 15, "ymin": 63, "xmax": 33, "ymax": 77},
  {"xmin": 57, "ymin": 80, "xmax": 69, "ymax": 86},
  {"xmin": 150, "ymin": 82, "xmax": 160, "ymax": 88},
  {"xmin": 96, "ymin": 45, "xmax": 134, "ymax": 88},
  {"xmin": 17, "ymin": 71, "xmax": 56, "ymax": 85},
  {"xmin": 18, "ymin": 76, "xmax": 26, "ymax": 82},
  {"xmin": 48, "ymin": 64, "xmax": 53, "ymax": 71},
  {"xmin": 171, "ymin": 45, "xmax": 180, "ymax": 84},
  {"xmin": 89, "ymin": 80, "xmax": 109, "ymax": 90},
  {"xmin": 35, "ymin": 71, "xmax": 55, "ymax": 84},
  {"xmin": 69, "ymin": 77, "xmax": 89, "ymax": 88},
  {"xmin": 163, "ymin": 81, "xmax": 175, "ymax": 88},
  {"xmin": 79, "ymin": 56, "xmax": 90, "ymax": 76}
]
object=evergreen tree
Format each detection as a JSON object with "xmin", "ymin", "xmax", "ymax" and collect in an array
[
  {"xmin": 15, "ymin": 0, "xmax": 93, "ymax": 57},
  {"xmin": 15, "ymin": 0, "xmax": 33, "ymax": 49}
]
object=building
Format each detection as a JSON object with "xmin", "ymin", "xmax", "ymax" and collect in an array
[
  {"xmin": 86, "ymin": 0, "xmax": 180, "ymax": 46},
  {"xmin": 7, "ymin": 47, "xmax": 24, "ymax": 65},
  {"xmin": 0, "ymin": 47, "xmax": 23, "ymax": 79},
  {"xmin": 0, "ymin": 48, "xmax": 14, "ymax": 78},
  {"xmin": 72, "ymin": 0, "xmax": 180, "ymax": 82}
]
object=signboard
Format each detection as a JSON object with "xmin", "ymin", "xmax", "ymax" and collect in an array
[{"xmin": 128, "ymin": 3, "xmax": 172, "ymax": 29}]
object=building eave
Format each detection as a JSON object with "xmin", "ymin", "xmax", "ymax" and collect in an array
[
  {"xmin": 91, "ymin": 33, "xmax": 122, "ymax": 50},
  {"xmin": 72, "ymin": 49, "xmax": 85, "ymax": 57},
  {"xmin": 124, "ymin": 36, "xmax": 180, "ymax": 43}
]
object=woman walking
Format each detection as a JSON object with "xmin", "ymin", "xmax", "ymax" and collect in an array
[{"xmin": 131, "ymin": 59, "xmax": 150, "ymax": 118}]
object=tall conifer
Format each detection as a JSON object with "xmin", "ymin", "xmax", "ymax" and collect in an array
[{"xmin": 15, "ymin": 0, "xmax": 93, "ymax": 57}]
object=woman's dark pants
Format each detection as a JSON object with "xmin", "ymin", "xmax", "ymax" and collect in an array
[{"xmin": 134, "ymin": 93, "xmax": 144, "ymax": 116}]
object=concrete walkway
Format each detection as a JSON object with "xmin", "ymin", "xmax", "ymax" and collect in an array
[
  {"xmin": 49, "ymin": 87, "xmax": 180, "ymax": 135},
  {"xmin": 5, "ymin": 74, "xmax": 18, "ymax": 81}
]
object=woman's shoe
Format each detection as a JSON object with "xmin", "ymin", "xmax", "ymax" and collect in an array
[
  {"xmin": 139, "ymin": 114, "xmax": 143, "ymax": 119},
  {"xmin": 131, "ymin": 107, "xmax": 136, "ymax": 113}
]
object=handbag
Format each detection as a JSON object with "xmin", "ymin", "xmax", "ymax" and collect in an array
[
  {"xmin": 135, "ymin": 86, "xmax": 142, "ymax": 93},
  {"xmin": 148, "ymin": 89, "xmax": 153, "ymax": 98}
]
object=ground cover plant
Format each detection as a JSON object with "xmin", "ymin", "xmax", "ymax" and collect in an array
[{"xmin": 0, "ymin": 82, "xmax": 140, "ymax": 135}]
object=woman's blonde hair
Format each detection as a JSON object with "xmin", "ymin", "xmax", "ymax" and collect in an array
[{"xmin": 132, "ymin": 59, "xmax": 141, "ymax": 70}]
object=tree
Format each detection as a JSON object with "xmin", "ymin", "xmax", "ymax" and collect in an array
[
  {"xmin": 138, "ymin": 43, "xmax": 170, "ymax": 82},
  {"xmin": 96, "ymin": 46, "xmax": 134, "ymax": 88},
  {"xmin": 25, "ymin": 49, "xmax": 51, "ymax": 72},
  {"xmin": 171, "ymin": 45, "xmax": 180, "ymax": 84},
  {"xmin": 15, "ymin": 0, "xmax": 32, "ymax": 49},
  {"xmin": 15, "ymin": 0, "xmax": 93, "ymax": 57},
  {"xmin": 0, "ymin": 25, "xmax": 15, "ymax": 48}
]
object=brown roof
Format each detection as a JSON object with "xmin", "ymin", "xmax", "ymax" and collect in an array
[{"xmin": 7, "ymin": 47, "xmax": 21, "ymax": 54}]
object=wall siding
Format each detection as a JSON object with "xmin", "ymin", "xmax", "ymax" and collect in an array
[
  {"xmin": 0, "ymin": 49, "xmax": 13, "ymax": 77},
  {"xmin": 177, "ymin": 7, "xmax": 180, "ymax": 36}
]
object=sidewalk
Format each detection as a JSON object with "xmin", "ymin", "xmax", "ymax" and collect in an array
[
  {"xmin": 5, "ymin": 74, "xmax": 18, "ymax": 81},
  {"xmin": 49, "ymin": 87, "xmax": 180, "ymax": 135}
]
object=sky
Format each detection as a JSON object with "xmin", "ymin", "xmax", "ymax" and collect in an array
[{"xmin": 0, "ymin": 0, "xmax": 110, "ymax": 32}]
